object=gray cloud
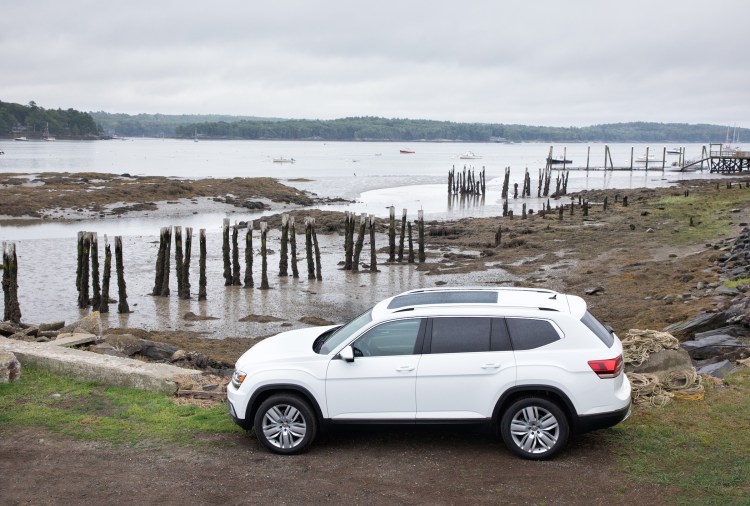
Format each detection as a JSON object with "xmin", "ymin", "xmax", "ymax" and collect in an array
[{"xmin": 1, "ymin": 0, "xmax": 748, "ymax": 127}]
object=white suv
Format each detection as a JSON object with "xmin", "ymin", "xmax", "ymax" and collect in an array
[{"xmin": 227, "ymin": 287, "xmax": 631, "ymax": 459}]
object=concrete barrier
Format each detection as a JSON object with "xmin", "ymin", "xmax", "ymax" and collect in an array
[{"xmin": 0, "ymin": 336, "xmax": 202, "ymax": 395}]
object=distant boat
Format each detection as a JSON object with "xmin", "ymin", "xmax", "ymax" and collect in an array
[
  {"xmin": 13, "ymin": 136, "xmax": 28, "ymax": 141},
  {"xmin": 666, "ymin": 147, "xmax": 681, "ymax": 155},
  {"xmin": 273, "ymin": 157, "xmax": 295, "ymax": 163},
  {"xmin": 546, "ymin": 157, "xmax": 572, "ymax": 164},
  {"xmin": 635, "ymin": 154, "xmax": 661, "ymax": 163},
  {"xmin": 459, "ymin": 151, "xmax": 482, "ymax": 159},
  {"xmin": 400, "ymin": 149, "xmax": 415, "ymax": 154}
]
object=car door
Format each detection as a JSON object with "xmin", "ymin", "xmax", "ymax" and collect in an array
[
  {"xmin": 326, "ymin": 318, "xmax": 425, "ymax": 420},
  {"xmin": 416, "ymin": 317, "xmax": 516, "ymax": 419}
]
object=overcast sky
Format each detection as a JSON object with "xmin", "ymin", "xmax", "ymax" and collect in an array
[{"xmin": 1, "ymin": 0, "xmax": 748, "ymax": 127}]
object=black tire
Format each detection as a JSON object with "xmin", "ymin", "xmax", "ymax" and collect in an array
[
  {"xmin": 499, "ymin": 397, "xmax": 569, "ymax": 460},
  {"xmin": 253, "ymin": 394, "xmax": 317, "ymax": 455}
]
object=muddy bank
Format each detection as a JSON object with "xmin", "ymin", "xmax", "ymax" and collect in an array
[{"xmin": 4, "ymin": 174, "xmax": 750, "ymax": 370}]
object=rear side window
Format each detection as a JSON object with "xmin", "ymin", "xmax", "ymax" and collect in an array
[
  {"xmin": 580, "ymin": 311, "xmax": 614, "ymax": 347},
  {"xmin": 506, "ymin": 318, "xmax": 561, "ymax": 350},
  {"xmin": 429, "ymin": 317, "xmax": 491, "ymax": 353}
]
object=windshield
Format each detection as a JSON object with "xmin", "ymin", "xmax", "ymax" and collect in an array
[{"xmin": 319, "ymin": 309, "xmax": 373, "ymax": 354}]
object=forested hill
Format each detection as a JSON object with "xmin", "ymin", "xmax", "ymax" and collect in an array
[
  {"xmin": 174, "ymin": 117, "xmax": 746, "ymax": 143},
  {"xmin": 0, "ymin": 100, "xmax": 100, "ymax": 138},
  {"xmin": 90, "ymin": 111, "xmax": 277, "ymax": 138}
]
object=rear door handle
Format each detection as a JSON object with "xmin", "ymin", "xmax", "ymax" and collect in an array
[
  {"xmin": 396, "ymin": 366, "xmax": 415, "ymax": 372},
  {"xmin": 481, "ymin": 363, "xmax": 501, "ymax": 369}
]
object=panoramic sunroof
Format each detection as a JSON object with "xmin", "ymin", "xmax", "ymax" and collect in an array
[{"xmin": 387, "ymin": 291, "xmax": 498, "ymax": 309}]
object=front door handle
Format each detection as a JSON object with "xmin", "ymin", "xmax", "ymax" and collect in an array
[
  {"xmin": 396, "ymin": 366, "xmax": 415, "ymax": 372},
  {"xmin": 481, "ymin": 363, "xmax": 501, "ymax": 369}
]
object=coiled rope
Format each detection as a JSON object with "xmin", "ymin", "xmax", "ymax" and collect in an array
[{"xmin": 623, "ymin": 329, "xmax": 705, "ymax": 407}]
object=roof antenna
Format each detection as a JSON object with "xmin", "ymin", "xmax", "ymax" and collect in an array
[{"xmin": 549, "ymin": 294, "xmax": 557, "ymax": 300}]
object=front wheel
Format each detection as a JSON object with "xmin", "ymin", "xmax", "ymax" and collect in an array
[
  {"xmin": 500, "ymin": 397, "xmax": 569, "ymax": 460},
  {"xmin": 254, "ymin": 394, "xmax": 317, "ymax": 455}
]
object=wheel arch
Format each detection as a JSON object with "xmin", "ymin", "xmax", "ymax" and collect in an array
[
  {"xmin": 493, "ymin": 385, "xmax": 576, "ymax": 428},
  {"xmin": 246, "ymin": 384, "xmax": 325, "ymax": 426}
]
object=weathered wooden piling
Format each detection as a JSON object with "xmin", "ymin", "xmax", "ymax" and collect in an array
[
  {"xmin": 522, "ymin": 203, "xmax": 527, "ymax": 219},
  {"xmin": 232, "ymin": 224, "xmax": 242, "ymax": 286},
  {"xmin": 76, "ymin": 231, "xmax": 84, "ymax": 303},
  {"xmin": 343, "ymin": 212, "xmax": 353, "ymax": 270},
  {"xmin": 623, "ymin": 196, "xmax": 629, "ymax": 207},
  {"xmin": 417, "ymin": 210, "xmax": 426, "ymax": 263},
  {"xmin": 182, "ymin": 227, "xmax": 192, "ymax": 299},
  {"xmin": 2, "ymin": 242, "xmax": 22, "ymax": 324},
  {"xmin": 305, "ymin": 218, "xmax": 316, "ymax": 278},
  {"xmin": 603, "ymin": 196, "xmax": 609, "ymax": 211},
  {"xmin": 351, "ymin": 214, "xmax": 366, "ymax": 272},
  {"xmin": 513, "ymin": 183, "xmax": 519, "ymax": 199},
  {"xmin": 583, "ymin": 200, "xmax": 589, "ymax": 217},
  {"xmin": 388, "ymin": 206, "xmax": 396, "ymax": 262},
  {"xmin": 311, "ymin": 218, "xmax": 323, "ymax": 280},
  {"xmin": 100, "ymin": 236, "xmax": 111, "ymax": 313},
  {"xmin": 558, "ymin": 205, "xmax": 563, "ymax": 221},
  {"xmin": 398, "ymin": 208, "xmax": 407, "ymax": 262},
  {"xmin": 244, "ymin": 222, "xmax": 254, "ymax": 288},
  {"xmin": 90, "ymin": 232, "xmax": 101, "ymax": 309},
  {"xmin": 174, "ymin": 226, "xmax": 184, "ymax": 297},
  {"xmin": 152, "ymin": 227, "xmax": 166, "ymax": 296},
  {"xmin": 198, "ymin": 229, "xmax": 207, "ymax": 300},
  {"xmin": 369, "ymin": 215, "xmax": 378, "ymax": 272},
  {"xmin": 160, "ymin": 227, "xmax": 172, "ymax": 297},
  {"xmin": 495, "ymin": 226, "xmax": 502, "ymax": 247},
  {"xmin": 114, "ymin": 236, "xmax": 129, "ymax": 313},
  {"xmin": 279, "ymin": 214, "xmax": 289, "ymax": 277},
  {"xmin": 502, "ymin": 167, "xmax": 510, "ymax": 199},
  {"xmin": 222, "ymin": 218, "xmax": 231, "ymax": 286},
  {"xmin": 260, "ymin": 221, "xmax": 270, "ymax": 289},
  {"xmin": 78, "ymin": 233, "xmax": 91, "ymax": 308},
  {"xmin": 407, "ymin": 222, "xmax": 415, "ymax": 263},
  {"xmin": 290, "ymin": 216, "xmax": 299, "ymax": 278}
]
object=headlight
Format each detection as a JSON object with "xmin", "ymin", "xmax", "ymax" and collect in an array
[{"xmin": 231, "ymin": 369, "xmax": 247, "ymax": 389}]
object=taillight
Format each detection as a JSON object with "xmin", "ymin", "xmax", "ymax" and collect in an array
[{"xmin": 588, "ymin": 354, "xmax": 623, "ymax": 379}]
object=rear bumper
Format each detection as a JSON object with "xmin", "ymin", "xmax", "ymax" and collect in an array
[{"xmin": 574, "ymin": 402, "xmax": 631, "ymax": 434}]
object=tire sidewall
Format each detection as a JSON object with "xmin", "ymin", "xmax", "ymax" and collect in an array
[
  {"xmin": 500, "ymin": 397, "xmax": 569, "ymax": 460},
  {"xmin": 254, "ymin": 394, "xmax": 317, "ymax": 455}
]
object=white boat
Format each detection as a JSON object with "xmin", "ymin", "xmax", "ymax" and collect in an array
[
  {"xmin": 459, "ymin": 151, "xmax": 482, "ymax": 159},
  {"xmin": 272, "ymin": 157, "xmax": 295, "ymax": 163},
  {"xmin": 635, "ymin": 154, "xmax": 661, "ymax": 163},
  {"xmin": 13, "ymin": 136, "xmax": 28, "ymax": 141},
  {"xmin": 43, "ymin": 122, "xmax": 55, "ymax": 141},
  {"xmin": 666, "ymin": 147, "xmax": 681, "ymax": 155}
]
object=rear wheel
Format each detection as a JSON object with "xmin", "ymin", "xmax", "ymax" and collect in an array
[
  {"xmin": 254, "ymin": 394, "xmax": 317, "ymax": 455},
  {"xmin": 500, "ymin": 397, "xmax": 569, "ymax": 460}
]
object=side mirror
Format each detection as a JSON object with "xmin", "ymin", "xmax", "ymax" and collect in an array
[{"xmin": 339, "ymin": 345, "xmax": 355, "ymax": 362}]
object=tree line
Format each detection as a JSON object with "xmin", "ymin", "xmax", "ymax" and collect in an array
[{"xmin": 0, "ymin": 100, "xmax": 100, "ymax": 138}]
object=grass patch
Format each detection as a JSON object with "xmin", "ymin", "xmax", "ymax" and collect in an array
[
  {"xmin": 606, "ymin": 368, "xmax": 750, "ymax": 504},
  {"xmin": 724, "ymin": 277, "xmax": 750, "ymax": 289},
  {"xmin": 0, "ymin": 366, "xmax": 240, "ymax": 446},
  {"xmin": 652, "ymin": 189, "xmax": 750, "ymax": 245}
]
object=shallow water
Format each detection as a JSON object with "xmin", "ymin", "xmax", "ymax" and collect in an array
[{"xmin": 0, "ymin": 138, "xmax": 727, "ymax": 331}]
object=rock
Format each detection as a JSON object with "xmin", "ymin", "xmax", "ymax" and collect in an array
[
  {"xmin": 60, "ymin": 312, "xmax": 103, "ymax": 335},
  {"xmin": 714, "ymin": 285, "xmax": 739, "ymax": 296},
  {"xmin": 52, "ymin": 332, "xmax": 99, "ymax": 347},
  {"xmin": 139, "ymin": 340, "xmax": 179, "ymax": 361},
  {"xmin": 681, "ymin": 333, "xmax": 743, "ymax": 352},
  {"xmin": 0, "ymin": 322, "xmax": 22, "ymax": 337},
  {"xmin": 39, "ymin": 321, "xmax": 65, "ymax": 332},
  {"xmin": 695, "ymin": 359, "xmax": 734, "ymax": 378},
  {"xmin": 183, "ymin": 312, "xmax": 220, "ymax": 321},
  {"xmin": 585, "ymin": 286, "xmax": 605, "ymax": 296},
  {"xmin": 103, "ymin": 334, "xmax": 143, "ymax": 356},
  {"xmin": 171, "ymin": 350, "xmax": 189, "ymax": 362},
  {"xmin": 664, "ymin": 312, "xmax": 728, "ymax": 338},
  {"xmin": 239, "ymin": 314, "xmax": 285, "ymax": 323},
  {"xmin": 88, "ymin": 343, "xmax": 128, "ymax": 357},
  {"xmin": 299, "ymin": 316, "xmax": 335, "ymax": 326},
  {"xmin": 628, "ymin": 349, "xmax": 694, "ymax": 379},
  {"xmin": 0, "ymin": 351, "xmax": 21, "ymax": 383}
]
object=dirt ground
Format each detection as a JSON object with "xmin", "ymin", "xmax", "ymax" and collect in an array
[
  {"xmin": 3, "ymin": 174, "xmax": 750, "ymax": 504},
  {"xmin": 0, "ymin": 425, "xmax": 674, "ymax": 505}
]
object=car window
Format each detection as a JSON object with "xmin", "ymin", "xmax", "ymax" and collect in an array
[
  {"xmin": 352, "ymin": 319, "xmax": 422, "ymax": 357},
  {"xmin": 429, "ymin": 317, "xmax": 491, "ymax": 354},
  {"xmin": 491, "ymin": 318, "xmax": 512, "ymax": 351},
  {"xmin": 506, "ymin": 318, "xmax": 561, "ymax": 350},
  {"xmin": 319, "ymin": 309, "xmax": 373, "ymax": 354},
  {"xmin": 580, "ymin": 311, "xmax": 614, "ymax": 347}
]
